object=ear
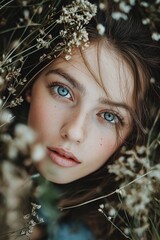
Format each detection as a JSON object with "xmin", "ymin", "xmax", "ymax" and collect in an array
[{"xmin": 25, "ymin": 89, "xmax": 32, "ymax": 103}]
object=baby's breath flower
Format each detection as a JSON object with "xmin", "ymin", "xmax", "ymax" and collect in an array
[
  {"xmin": 21, "ymin": 202, "xmax": 44, "ymax": 238},
  {"xmin": 129, "ymin": 0, "xmax": 136, "ymax": 5},
  {"xmin": 108, "ymin": 208, "xmax": 116, "ymax": 217},
  {"xmin": 112, "ymin": 12, "xmax": 128, "ymax": 20},
  {"xmin": 99, "ymin": 3, "xmax": 106, "ymax": 10},
  {"xmin": 9, "ymin": 96, "xmax": 23, "ymax": 107},
  {"xmin": 136, "ymin": 145, "xmax": 146, "ymax": 155},
  {"xmin": 119, "ymin": 2, "xmax": 131, "ymax": 13},
  {"xmin": 140, "ymin": 1, "xmax": 149, "ymax": 7},
  {"xmin": 31, "ymin": 144, "xmax": 46, "ymax": 162},
  {"xmin": 15, "ymin": 124, "xmax": 36, "ymax": 144},
  {"xmin": 142, "ymin": 18, "xmax": 150, "ymax": 25},
  {"xmin": 0, "ymin": 110, "xmax": 14, "ymax": 124},
  {"xmin": 151, "ymin": 32, "xmax": 160, "ymax": 41},
  {"xmin": 56, "ymin": 0, "xmax": 97, "ymax": 59},
  {"xmin": 36, "ymin": 37, "xmax": 51, "ymax": 49},
  {"xmin": 97, "ymin": 23, "xmax": 105, "ymax": 35},
  {"xmin": 150, "ymin": 77, "xmax": 155, "ymax": 83}
]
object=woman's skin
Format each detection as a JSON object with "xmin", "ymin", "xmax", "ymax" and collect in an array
[{"xmin": 27, "ymin": 42, "xmax": 134, "ymax": 184}]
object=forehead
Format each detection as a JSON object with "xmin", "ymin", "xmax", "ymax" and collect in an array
[{"xmin": 82, "ymin": 42, "xmax": 134, "ymax": 107}]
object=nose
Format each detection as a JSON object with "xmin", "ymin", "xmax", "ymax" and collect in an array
[{"xmin": 60, "ymin": 110, "xmax": 87, "ymax": 144}]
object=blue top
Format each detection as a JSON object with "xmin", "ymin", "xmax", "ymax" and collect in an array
[{"xmin": 49, "ymin": 221, "xmax": 95, "ymax": 240}]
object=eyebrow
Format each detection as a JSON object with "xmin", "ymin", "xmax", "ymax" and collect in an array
[
  {"xmin": 98, "ymin": 97, "xmax": 133, "ymax": 113},
  {"xmin": 46, "ymin": 68, "xmax": 132, "ymax": 114},
  {"xmin": 45, "ymin": 68, "xmax": 86, "ymax": 94}
]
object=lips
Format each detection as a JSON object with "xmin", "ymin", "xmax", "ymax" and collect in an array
[{"xmin": 47, "ymin": 147, "xmax": 81, "ymax": 167}]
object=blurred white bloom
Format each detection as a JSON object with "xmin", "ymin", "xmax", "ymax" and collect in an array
[
  {"xmin": 99, "ymin": 203, "xmax": 104, "ymax": 209},
  {"xmin": 65, "ymin": 54, "xmax": 72, "ymax": 61},
  {"xmin": 112, "ymin": 12, "xmax": 128, "ymax": 20},
  {"xmin": 14, "ymin": 123, "xmax": 36, "ymax": 144},
  {"xmin": 97, "ymin": 23, "xmax": 105, "ymax": 35},
  {"xmin": 136, "ymin": 145, "xmax": 146, "ymax": 154},
  {"xmin": 23, "ymin": 9, "xmax": 30, "ymax": 20},
  {"xmin": 31, "ymin": 144, "xmax": 46, "ymax": 162},
  {"xmin": 142, "ymin": 18, "xmax": 150, "ymax": 25},
  {"xmin": 140, "ymin": 2, "xmax": 149, "ymax": 7},
  {"xmin": 152, "ymin": 32, "xmax": 160, "ymax": 41},
  {"xmin": 1, "ymin": 133, "xmax": 12, "ymax": 143},
  {"xmin": 119, "ymin": 2, "xmax": 131, "ymax": 13},
  {"xmin": 129, "ymin": 0, "xmax": 136, "ymax": 5},
  {"xmin": 99, "ymin": 3, "xmax": 106, "ymax": 10},
  {"xmin": 0, "ymin": 110, "xmax": 14, "ymax": 124},
  {"xmin": 8, "ymin": 143, "xmax": 18, "ymax": 159},
  {"xmin": 150, "ymin": 77, "xmax": 155, "ymax": 83},
  {"xmin": 150, "ymin": 164, "xmax": 160, "ymax": 179},
  {"xmin": 108, "ymin": 207, "xmax": 116, "ymax": 217}
]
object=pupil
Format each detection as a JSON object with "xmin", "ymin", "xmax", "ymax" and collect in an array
[{"xmin": 58, "ymin": 87, "xmax": 68, "ymax": 96}]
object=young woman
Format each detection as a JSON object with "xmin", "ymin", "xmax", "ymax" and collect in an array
[
  {"xmin": 24, "ymin": 4, "xmax": 159, "ymax": 240},
  {"xmin": 0, "ymin": 0, "xmax": 159, "ymax": 239}
]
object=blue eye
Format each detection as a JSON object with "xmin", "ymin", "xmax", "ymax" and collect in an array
[
  {"xmin": 53, "ymin": 85, "xmax": 72, "ymax": 99},
  {"xmin": 101, "ymin": 112, "xmax": 118, "ymax": 124},
  {"xmin": 57, "ymin": 86, "xmax": 69, "ymax": 97}
]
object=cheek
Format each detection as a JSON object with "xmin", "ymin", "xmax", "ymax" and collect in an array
[{"xmin": 95, "ymin": 134, "xmax": 119, "ymax": 159}]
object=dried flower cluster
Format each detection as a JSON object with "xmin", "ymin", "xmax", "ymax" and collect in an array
[
  {"xmin": 56, "ymin": 0, "xmax": 97, "ymax": 60},
  {"xmin": 20, "ymin": 202, "xmax": 44, "ymax": 237}
]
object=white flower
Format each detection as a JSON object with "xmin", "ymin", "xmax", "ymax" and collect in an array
[
  {"xmin": 65, "ymin": 54, "xmax": 72, "ymax": 61},
  {"xmin": 140, "ymin": 2, "xmax": 149, "ymax": 7},
  {"xmin": 119, "ymin": 2, "xmax": 131, "ymax": 13},
  {"xmin": 99, "ymin": 3, "xmax": 106, "ymax": 10},
  {"xmin": 142, "ymin": 18, "xmax": 150, "ymax": 25},
  {"xmin": 136, "ymin": 145, "xmax": 146, "ymax": 155},
  {"xmin": 0, "ymin": 110, "xmax": 14, "ymax": 124},
  {"xmin": 112, "ymin": 12, "xmax": 128, "ymax": 20},
  {"xmin": 108, "ymin": 208, "xmax": 116, "ymax": 217},
  {"xmin": 31, "ymin": 144, "xmax": 46, "ymax": 162},
  {"xmin": 14, "ymin": 124, "xmax": 36, "ymax": 144},
  {"xmin": 97, "ymin": 23, "xmax": 105, "ymax": 35},
  {"xmin": 150, "ymin": 77, "xmax": 155, "ymax": 83},
  {"xmin": 152, "ymin": 32, "xmax": 160, "ymax": 41},
  {"xmin": 129, "ymin": 0, "xmax": 136, "ymax": 5}
]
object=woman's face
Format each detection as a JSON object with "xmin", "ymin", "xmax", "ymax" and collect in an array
[{"xmin": 27, "ymin": 43, "xmax": 134, "ymax": 183}]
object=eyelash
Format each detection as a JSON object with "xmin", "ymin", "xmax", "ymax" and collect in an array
[
  {"xmin": 47, "ymin": 82, "xmax": 124, "ymax": 126},
  {"xmin": 47, "ymin": 82, "xmax": 73, "ymax": 100}
]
